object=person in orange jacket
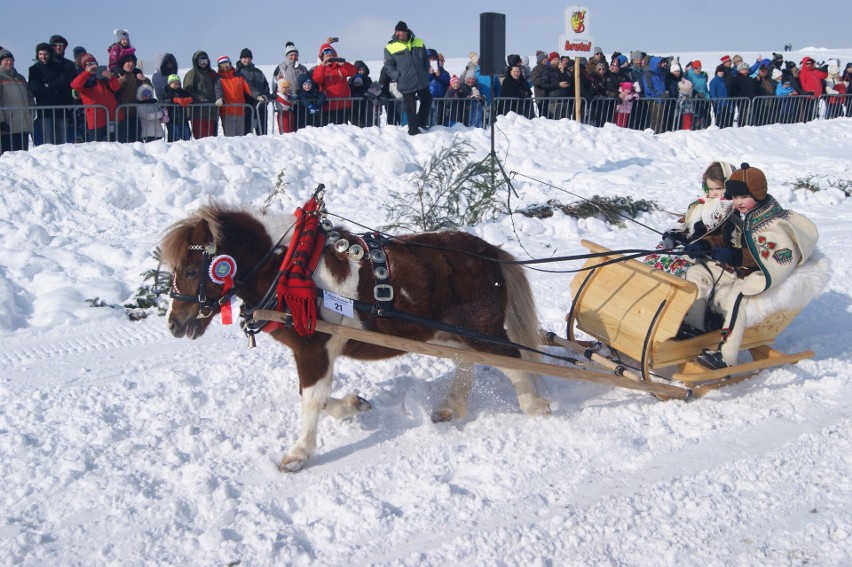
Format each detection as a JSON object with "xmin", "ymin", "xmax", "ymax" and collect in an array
[
  {"xmin": 311, "ymin": 42, "xmax": 357, "ymax": 125},
  {"xmin": 214, "ymin": 55, "xmax": 266, "ymax": 136},
  {"xmin": 69, "ymin": 53, "xmax": 122, "ymax": 141}
]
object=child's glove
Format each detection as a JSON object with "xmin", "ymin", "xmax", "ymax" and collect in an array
[
  {"xmin": 308, "ymin": 104, "xmax": 319, "ymax": 114},
  {"xmin": 215, "ymin": 98, "xmax": 224, "ymax": 107},
  {"xmin": 710, "ymin": 247, "xmax": 735, "ymax": 265},
  {"xmin": 684, "ymin": 240, "xmax": 710, "ymax": 259}
]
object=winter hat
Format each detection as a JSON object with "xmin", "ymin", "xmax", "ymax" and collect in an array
[
  {"xmin": 450, "ymin": 75, "xmax": 460, "ymax": 87},
  {"xmin": 619, "ymin": 81, "xmax": 633, "ymax": 92},
  {"xmin": 277, "ymin": 78, "xmax": 290, "ymax": 92},
  {"xmin": 670, "ymin": 62, "xmax": 682, "ymax": 73},
  {"xmin": 79, "ymin": 53, "xmax": 96, "ymax": 67},
  {"xmin": 239, "ymin": 48, "xmax": 253, "ymax": 59},
  {"xmin": 114, "ymin": 29, "xmax": 130, "ymax": 42},
  {"xmin": 594, "ymin": 46, "xmax": 603, "ymax": 55},
  {"xmin": 353, "ymin": 60, "xmax": 369, "ymax": 74},
  {"xmin": 548, "ymin": 51, "xmax": 560, "ymax": 62},
  {"xmin": 536, "ymin": 50, "xmax": 547, "ymax": 64},
  {"xmin": 395, "ymin": 21, "xmax": 408, "ymax": 32},
  {"xmin": 720, "ymin": 55, "xmax": 732, "ymax": 64},
  {"xmin": 35, "ymin": 42, "xmax": 52, "ymax": 56},
  {"xmin": 715, "ymin": 64, "xmax": 726, "ymax": 74},
  {"xmin": 217, "ymin": 55, "xmax": 231, "ymax": 67},
  {"xmin": 136, "ymin": 84, "xmax": 154, "ymax": 100},
  {"xmin": 725, "ymin": 163, "xmax": 768, "ymax": 202},
  {"xmin": 617, "ymin": 54, "xmax": 627, "ymax": 66},
  {"xmin": 828, "ymin": 62, "xmax": 839, "ymax": 75},
  {"xmin": 284, "ymin": 42, "xmax": 298, "ymax": 57},
  {"xmin": 771, "ymin": 68, "xmax": 783, "ymax": 81},
  {"xmin": 318, "ymin": 43, "xmax": 337, "ymax": 58},
  {"xmin": 49, "ymin": 35, "xmax": 68, "ymax": 47},
  {"xmin": 630, "ymin": 51, "xmax": 643, "ymax": 62},
  {"xmin": 692, "ymin": 59, "xmax": 702, "ymax": 69},
  {"xmin": 167, "ymin": 73, "xmax": 181, "ymax": 85},
  {"xmin": 73, "ymin": 46, "xmax": 86, "ymax": 59},
  {"xmin": 0, "ymin": 49, "xmax": 13, "ymax": 64},
  {"xmin": 737, "ymin": 62, "xmax": 749, "ymax": 72}
]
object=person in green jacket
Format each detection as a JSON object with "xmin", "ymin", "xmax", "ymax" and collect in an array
[{"xmin": 383, "ymin": 21, "xmax": 432, "ymax": 136}]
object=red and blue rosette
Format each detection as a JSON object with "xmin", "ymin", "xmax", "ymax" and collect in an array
[{"xmin": 208, "ymin": 255, "xmax": 237, "ymax": 324}]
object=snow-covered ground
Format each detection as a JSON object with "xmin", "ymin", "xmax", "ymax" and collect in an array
[{"xmin": 2, "ymin": 52, "xmax": 852, "ymax": 564}]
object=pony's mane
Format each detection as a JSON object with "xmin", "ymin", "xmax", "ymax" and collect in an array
[
  {"xmin": 160, "ymin": 203, "xmax": 298, "ymax": 268},
  {"xmin": 160, "ymin": 203, "xmax": 244, "ymax": 268}
]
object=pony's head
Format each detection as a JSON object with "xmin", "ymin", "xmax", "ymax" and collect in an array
[
  {"xmin": 160, "ymin": 208, "xmax": 224, "ymax": 339},
  {"xmin": 161, "ymin": 203, "xmax": 277, "ymax": 339}
]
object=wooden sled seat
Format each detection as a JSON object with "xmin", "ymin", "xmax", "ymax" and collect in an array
[{"xmin": 567, "ymin": 240, "xmax": 826, "ymax": 388}]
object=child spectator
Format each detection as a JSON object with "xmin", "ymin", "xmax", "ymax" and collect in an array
[
  {"xmin": 677, "ymin": 77, "xmax": 695, "ymax": 130},
  {"xmin": 161, "ymin": 74, "xmax": 192, "ymax": 141},
  {"xmin": 824, "ymin": 61, "xmax": 846, "ymax": 119},
  {"xmin": 274, "ymin": 78, "xmax": 295, "ymax": 134},
  {"xmin": 136, "ymin": 83, "xmax": 165, "ymax": 142},
  {"xmin": 296, "ymin": 75, "xmax": 326, "ymax": 129},
  {"xmin": 775, "ymin": 74, "xmax": 798, "ymax": 124},
  {"xmin": 107, "ymin": 29, "xmax": 136, "ymax": 73},
  {"xmin": 614, "ymin": 81, "xmax": 637, "ymax": 127},
  {"xmin": 348, "ymin": 60, "xmax": 374, "ymax": 127}
]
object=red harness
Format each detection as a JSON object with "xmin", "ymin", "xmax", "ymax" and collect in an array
[{"xmin": 264, "ymin": 196, "xmax": 327, "ymax": 335}]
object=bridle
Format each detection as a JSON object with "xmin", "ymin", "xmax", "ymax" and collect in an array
[{"xmin": 169, "ymin": 242, "xmax": 222, "ymax": 319}]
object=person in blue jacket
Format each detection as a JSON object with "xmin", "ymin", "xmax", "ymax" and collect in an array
[
  {"xmin": 709, "ymin": 64, "xmax": 733, "ymax": 128},
  {"xmin": 642, "ymin": 56, "xmax": 669, "ymax": 133},
  {"xmin": 426, "ymin": 49, "xmax": 449, "ymax": 126}
]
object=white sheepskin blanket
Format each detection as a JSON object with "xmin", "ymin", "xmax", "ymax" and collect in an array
[{"xmin": 742, "ymin": 250, "xmax": 831, "ymax": 327}]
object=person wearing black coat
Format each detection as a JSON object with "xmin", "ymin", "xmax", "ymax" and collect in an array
[
  {"xmin": 348, "ymin": 60, "xmax": 374, "ymax": 127},
  {"xmin": 497, "ymin": 65, "xmax": 533, "ymax": 118},
  {"xmin": 729, "ymin": 64, "xmax": 758, "ymax": 126},
  {"xmin": 236, "ymin": 48, "xmax": 270, "ymax": 135},
  {"xmin": 28, "ymin": 42, "xmax": 70, "ymax": 145}
]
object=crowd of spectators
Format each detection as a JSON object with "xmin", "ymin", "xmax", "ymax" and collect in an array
[{"xmin": 2, "ymin": 27, "xmax": 851, "ymax": 155}]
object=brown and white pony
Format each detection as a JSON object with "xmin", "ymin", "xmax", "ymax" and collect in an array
[{"xmin": 161, "ymin": 202, "xmax": 549, "ymax": 471}]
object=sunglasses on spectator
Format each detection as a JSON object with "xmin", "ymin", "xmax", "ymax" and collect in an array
[
  {"xmin": 85, "ymin": 61, "xmax": 97, "ymax": 67},
  {"xmin": 322, "ymin": 49, "xmax": 335, "ymax": 55}
]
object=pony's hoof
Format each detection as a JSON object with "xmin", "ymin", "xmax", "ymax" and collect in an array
[
  {"xmin": 349, "ymin": 394, "xmax": 372, "ymax": 412},
  {"xmin": 525, "ymin": 399, "xmax": 552, "ymax": 417},
  {"xmin": 431, "ymin": 407, "xmax": 454, "ymax": 423},
  {"xmin": 431, "ymin": 404, "xmax": 466, "ymax": 423},
  {"xmin": 279, "ymin": 454, "xmax": 306, "ymax": 472}
]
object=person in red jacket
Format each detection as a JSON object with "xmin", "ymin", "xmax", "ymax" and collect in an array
[
  {"xmin": 311, "ymin": 43, "xmax": 357, "ymax": 125},
  {"xmin": 214, "ymin": 55, "xmax": 266, "ymax": 136},
  {"xmin": 798, "ymin": 56, "xmax": 828, "ymax": 122},
  {"xmin": 69, "ymin": 53, "xmax": 122, "ymax": 141}
]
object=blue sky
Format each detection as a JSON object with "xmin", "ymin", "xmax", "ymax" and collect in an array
[{"xmin": 3, "ymin": 0, "xmax": 850, "ymax": 72}]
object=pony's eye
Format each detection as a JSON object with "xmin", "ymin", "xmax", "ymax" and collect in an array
[{"xmin": 185, "ymin": 269, "xmax": 198, "ymax": 278}]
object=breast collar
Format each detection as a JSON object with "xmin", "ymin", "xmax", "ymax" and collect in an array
[{"xmin": 357, "ymin": 232, "xmax": 394, "ymax": 310}]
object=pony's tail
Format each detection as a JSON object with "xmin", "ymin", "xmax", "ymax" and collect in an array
[{"xmin": 497, "ymin": 250, "xmax": 541, "ymax": 362}]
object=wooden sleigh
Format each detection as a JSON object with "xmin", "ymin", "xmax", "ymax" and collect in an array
[
  {"xmin": 252, "ymin": 239, "xmax": 814, "ymax": 402},
  {"xmin": 563, "ymin": 240, "xmax": 814, "ymax": 397}
]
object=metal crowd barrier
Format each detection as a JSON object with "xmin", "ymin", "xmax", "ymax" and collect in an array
[{"xmin": 2, "ymin": 94, "xmax": 850, "ymax": 151}]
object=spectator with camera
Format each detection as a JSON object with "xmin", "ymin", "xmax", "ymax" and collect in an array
[{"xmin": 312, "ymin": 40, "xmax": 357, "ymax": 126}]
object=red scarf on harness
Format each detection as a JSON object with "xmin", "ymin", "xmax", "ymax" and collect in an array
[{"xmin": 274, "ymin": 197, "xmax": 326, "ymax": 336}]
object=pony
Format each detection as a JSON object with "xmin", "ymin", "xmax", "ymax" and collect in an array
[{"xmin": 161, "ymin": 201, "xmax": 549, "ymax": 472}]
